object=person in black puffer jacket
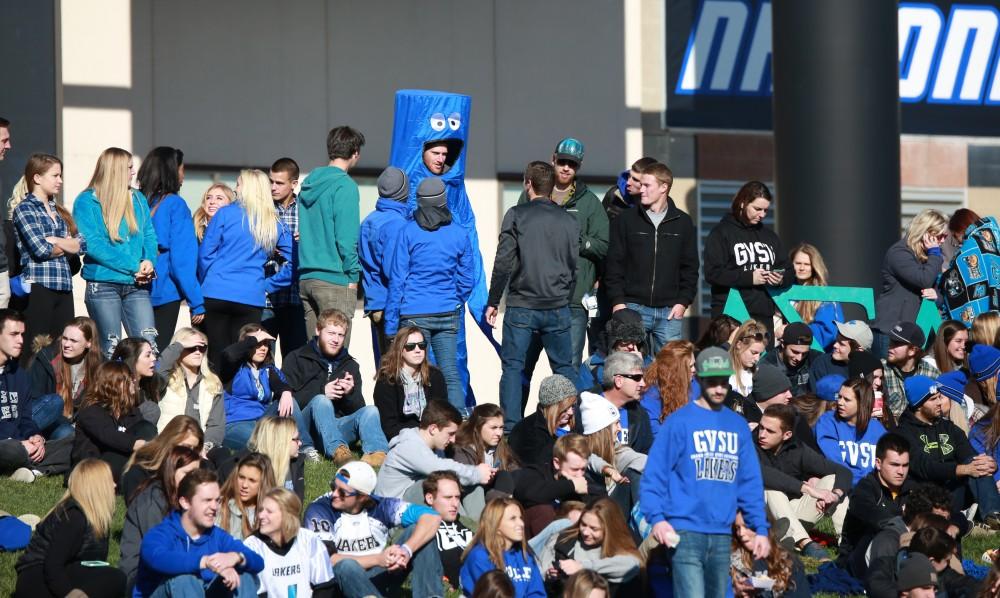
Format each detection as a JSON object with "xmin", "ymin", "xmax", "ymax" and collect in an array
[{"xmin": 372, "ymin": 326, "xmax": 448, "ymax": 442}]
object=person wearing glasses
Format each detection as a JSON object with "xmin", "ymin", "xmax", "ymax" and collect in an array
[
  {"xmin": 597, "ymin": 351, "xmax": 652, "ymax": 455},
  {"xmin": 373, "ymin": 326, "xmax": 448, "ymax": 441},
  {"xmin": 304, "ymin": 460, "xmax": 444, "ymax": 598},
  {"xmin": 155, "ymin": 327, "xmax": 224, "ymax": 449}
]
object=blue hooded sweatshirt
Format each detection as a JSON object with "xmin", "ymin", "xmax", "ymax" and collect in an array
[
  {"xmin": 73, "ymin": 189, "xmax": 158, "ymax": 285},
  {"xmin": 358, "ymin": 198, "xmax": 409, "ymax": 312},
  {"xmin": 971, "ymin": 417, "xmax": 1000, "ymax": 483},
  {"xmin": 224, "ymin": 362, "xmax": 288, "ymax": 423},
  {"xmin": 460, "ymin": 543, "xmax": 545, "ymax": 598},
  {"xmin": 384, "ymin": 218, "xmax": 475, "ymax": 337},
  {"xmin": 149, "ymin": 193, "xmax": 204, "ymax": 314},
  {"xmin": 134, "ymin": 510, "xmax": 264, "ymax": 597},
  {"xmin": 0, "ymin": 359, "xmax": 38, "ymax": 441},
  {"xmin": 815, "ymin": 411, "xmax": 886, "ymax": 486},
  {"xmin": 198, "ymin": 203, "xmax": 293, "ymax": 307},
  {"xmin": 640, "ymin": 401, "xmax": 769, "ymax": 536},
  {"xmin": 639, "ymin": 379, "xmax": 702, "ymax": 440},
  {"xmin": 808, "ymin": 302, "xmax": 846, "ymax": 352}
]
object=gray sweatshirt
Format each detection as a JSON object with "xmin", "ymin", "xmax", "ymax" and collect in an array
[
  {"xmin": 374, "ymin": 427, "xmax": 481, "ymax": 498},
  {"xmin": 119, "ymin": 482, "xmax": 168, "ymax": 590},
  {"xmin": 536, "ymin": 536, "xmax": 641, "ymax": 584}
]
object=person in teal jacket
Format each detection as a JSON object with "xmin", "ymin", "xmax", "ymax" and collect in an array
[{"xmin": 72, "ymin": 147, "xmax": 159, "ymax": 357}]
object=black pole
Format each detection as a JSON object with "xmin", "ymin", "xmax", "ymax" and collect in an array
[{"xmin": 772, "ymin": 0, "xmax": 901, "ymax": 289}]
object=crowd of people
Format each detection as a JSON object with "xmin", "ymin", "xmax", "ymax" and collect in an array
[{"xmin": 0, "ymin": 114, "xmax": 999, "ymax": 597}]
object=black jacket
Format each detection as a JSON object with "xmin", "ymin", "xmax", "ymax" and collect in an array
[
  {"xmin": 71, "ymin": 403, "xmax": 146, "ymax": 465},
  {"xmin": 755, "ymin": 434, "xmax": 852, "ymax": 497},
  {"xmin": 703, "ymin": 213, "xmax": 788, "ymax": 318},
  {"xmin": 487, "ymin": 198, "xmax": 579, "ymax": 310},
  {"xmin": 281, "ymin": 339, "xmax": 363, "ymax": 416},
  {"xmin": 895, "ymin": 410, "xmax": 975, "ymax": 485},
  {"xmin": 839, "ymin": 471, "xmax": 917, "ymax": 568},
  {"xmin": 512, "ymin": 461, "xmax": 603, "ymax": 508},
  {"xmin": 15, "ymin": 501, "xmax": 108, "ymax": 597},
  {"xmin": 732, "ymin": 395, "xmax": 821, "ymax": 453},
  {"xmin": 372, "ymin": 366, "xmax": 448, "ymax": 441},
  {"xmin": 604, "ymin": 199, "xmax": 699, "ymax": 309},
  {"xmin": 761, "ymin": 348, "xmax": 822, "ymax": 397},
  {"xmin": 508, "ymin": 407, "xmax": 584, "ymax": 467},
  {"xmin": 619, "ymin": 399, "xmax": 653, "ymax": 455}
]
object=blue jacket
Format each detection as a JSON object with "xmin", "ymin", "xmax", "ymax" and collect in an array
[
  {"xmin": 384, "ymin": 219, "xmax": 474, "ymax": 336},
  {"xmin": 459, "ymin": 543, "xmax": 545, "ymax": 598},
  {"xmin": 134, "ymin": 510, "xmax": 264, "ymax": 597},
  {"xmin": 970, "ymin": 418, "xmax": 1000, "ymax": 483},
  {"xmin": 809, "ymin": 302, "xmax": 846, "ymax": 352},
  {"xmin": 640, "ymin": 401, "xmax": 768, "ymax": 536},
  {"xmin": 639, "ymin": 379, "xmax": 701, "ymax": 440},
  {"xmin": 0, "ymin": 359, "xmax": 38, "ymax": 441},
  {"xmin": 359, "ymin": 198, "xmax": 409, "ymax": 312},
  {"xmin": 198, "ymin": 203, "xmax": 293, "ymax": 307},
  {"xmin": 224, "ymin": 362, "xmax": 287, "ymax": 423},
  {"xmin": 149, "ymin": 194, "xmax": 204, "ymax": 314},
  {"xmin": 73, "ymin": 189, "xmax": 158, "ymax": 285},
  {"xmin": 815, "ymin": 411, "xmax": 887, "ymax": 486}
]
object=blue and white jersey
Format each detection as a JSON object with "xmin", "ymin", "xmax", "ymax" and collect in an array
[{"xmin": 303, "ymin": 492, "xmax": 435, "ymax": 556}]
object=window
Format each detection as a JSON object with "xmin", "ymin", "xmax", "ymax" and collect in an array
[{"xmin": 900, "ymin": 187, "xmax": 965, "ymax": 234}]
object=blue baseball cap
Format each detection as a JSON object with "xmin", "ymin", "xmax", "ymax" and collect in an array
[
  {"xmin": 816, "ymin": 374, "xmax": 846, "ymax": 402},
  {"xmin": 936, "ymin": 370, "xmax": 968, "ymax": 402},
  {"xmin": 905, "ymin": 375, "xmax": 940, "ymax": 409},
  {"xmin": 554, "ymin": 137, "xmax": 585, "ymax": 164}
]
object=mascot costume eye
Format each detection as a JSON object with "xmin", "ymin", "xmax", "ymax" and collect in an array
[{"xmin": 389, "ymin": 89, "xmax": 499, "ymax": 407}]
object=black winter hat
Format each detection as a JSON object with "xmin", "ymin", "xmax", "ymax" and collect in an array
[
  {"xmin": 751, "ymin": 363, "xmax": 792, "ymax": 402},
  {"xmin": 604, "ymin": 309, "xmax": 646, "ymax": 353}
]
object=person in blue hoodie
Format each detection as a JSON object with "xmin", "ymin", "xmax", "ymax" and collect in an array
[
  {"xmin": 640, "ymin": 346, "xmax": 770, "ymax": 598},
  {"xmin": 198, "ymin": 169, "xmax": 292, "ymax": 369},
  {"xmin": 358, "ymin": 166, "xmax": 410, "ymax": 360},
  {"xmin": 137, "ymin": 147, "xmax": 204, "ymax": 350},
  {"xmin": 460, "ymin": 497, "xmax": 545, "ymax": 598},
  {"xmin": 385, "ymin": 177, "xmax": 474, "ymax": 414},
  {"xmin": 73, "ymin": 147, "xmax": 159, "ymax": 357},
  {"xmin": 135, "ymin": 468, "xmax": 263, "ymax": 597},
  {"xmin": 815, "ymin": 377, "xmax": 887, "ymax": 486}
]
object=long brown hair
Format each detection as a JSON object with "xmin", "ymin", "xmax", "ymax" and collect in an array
[
  {"xmin": 788, "ymin": 242, "xmax": 829, "ymax": 323},
  {"xmin": 88, "ymin": 147, "xmax": 138, "ymax": 242},
  {"xmin": 932, "ymin": 320, "xmax": 968, "ymax": 373},
  {"xmin": 980, "ymin": 381, "xmax": 1000, "ymax": 451},
  {"xmin": 841, "ymin": 378, "xmax": 875, "ymax": 438},
  {"xmin": 644, "ymin": 340, "xmax": 695, "ymax": 422},
  {"xmin": 586, "ymin": 426, "xmax": 616, "ymax": 470},
  {"xmin": 790, "ymin": 393, "xmax": 831, "ymax": 428},
  {"xmin": 22, "ymin": 153, "xmax": 78, "ymax": 236},
  {"xmin": 453, "ymin": 404, "xmax": 519, "ymax": 471},
  {"xmin": 52, "ymin": 317, "xmax": 103, "ymax": 417},
  {"xmin": 556, "ymin": 498, "xmax": 640, "ymax": 560},
  {"xmin": 462, "ymin": 498, "xmax": 529, "ymax": 569},
  {"xmin": 80, "ymin": 361, "xmax": 140, "ymax": 420},
  {"xmin": 111, "ymin": 338, "xmax": 161, "ymax": 402},
  {"xmin": 126, "ymin": 415, "xmax": 204, "ymax": 473},
  {"xmin": 219, "ymin": 452, "xmax": 276, "ymax": 539},
  {"xmin": 131, "ymin": 445, "xmax": 201, "ymax": 509},
  {"xmin": 562, "ymin": 570, "xmax": 610, "ymax": 598},
  {"xmin": 376, "ymin": 326, "xmax": 430, "ymax": 383},
  {"xmin": 732, "ymin": 513, "xmax": 795, "ymax": 595}
]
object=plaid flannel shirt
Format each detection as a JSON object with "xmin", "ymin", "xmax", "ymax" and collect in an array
[
  {"xmin": 13, "ymin": 194, "xmax": 87, "ymax": 292},
  {"xmin": 266, "ymin": 197, "xmax": 300, "ymax": 307},
  {"xmin": 882, "ymin": 356, "xmax": 941, "ymax": 418}
]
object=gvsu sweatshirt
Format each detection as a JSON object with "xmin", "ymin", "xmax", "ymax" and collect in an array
[
  {"xmin": 460, "ymin": 543, "xmax": 545, "ymax": 598},
  {"xmin": 703, "ymin": 213, "xmax": 787, "ymax": 318},
  {"xmin": 640, "ymin": 401, "xmax": 769, "ymax": 536},
  {"xmin": 815, "ymin": 411, "xmax": 887, "ymax": 486}
]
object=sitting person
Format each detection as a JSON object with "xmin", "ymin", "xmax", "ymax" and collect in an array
[
  {"xmin": 472, "ymin": 569, "xmax": 517, "ymax": 598},
  {"xmin": 728, "ymin": 320, "xmax": 768, "ymax": 398},
  {"xmin": 868, "ymin": 525, "xmax": 980, "ymax": 598},
  {"xmin": 217, "ymin": 452, "xmax": 275, "ymax": 540},
  {"xmin": 71, "ymin": 361, "xmax": 157, "ymax": 486},
  {"xmin": 422, "ymin": 470, "xmax": 476, "ymax": 592},
  {"xmin": 303, "ymin": 461, "xmax": 444, "ymax": 598},
  {"xmin": 882, "ymin": 321, "xmax": 940, "ymax": 419},
  {"xmin": 450, "ymin": 404, "xmax": 519, "ymax": 518},
  {"xmin": 135, "ymin": 469, "xmax": 264, "ymax": 597},
  {"xmin": 509, "ymin": 374, "xmax": 583, "ymax": 467},
  {"xmin": 730, "ymin": 511, "xmax": 810, "ymax": 598},
  {"xmin": 809, "ymin": 320, "xmax": 872, "ymax": 385},
  {"xmin": 243, "ymin": 488, "xmax": 335, "ymax": 597},
  {"xmin": 282, "ymin": 308, "xmax": 389, "ymax": 466},
  {"xmin": 120, "ymin": 415, "xmax": 204, "ymax": 505},
  {"xmin": 460, "ymin": 497, "xmax": 545, "ymax": 598},
  {"xmin": 761, "ymin": 322, "xmax": 822, "ymax": 398},
  {"xmin": 372, "ymin": 326, "xmax": 447, "ymax": 441},
  {"xmin": 537, "ymin": 498, "xmax": 641, "ymax": 595},
  {"xmin": 578, "ymin": 308, "xmax": 648, "ymax": 393},
  {"xmin": 596, "ymin": 351, "xmax": 652, "ymax": 454},
  {"xmin": 815, "ymin": 377, "xmax": 888, "ymax": 486},
  {"xmin": 579, "ymin": 392, "xmax": 644, "ymax": 521},
  {"xmin": 242, "ymin": 416, "xmax": 305, "ymax": 501},
  {"xmin": 110, "ymin": 337, "xmax": 164, "ymax": 425},
  {"xmin": 374, "ymin": 400, "xmax": 492, "ymax": 501},
  {"xmin": 640, "ymin": 340, "xmax": 697, "ymax": 440},
  {"xmin": 865, "ymin": 484, "xmax": 954, "ymax": 577},
  {"xmin": 156, "ymin": 327, "xmax": 224, "ymax": 449},
  {"xmin": 14, "ymin": 459, "xmax": 126, "ymax": 598}
]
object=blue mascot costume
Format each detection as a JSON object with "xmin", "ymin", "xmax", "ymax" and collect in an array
[{"xmin": 389, "ymin": 90, "xmax": 499, "ymax": 408}]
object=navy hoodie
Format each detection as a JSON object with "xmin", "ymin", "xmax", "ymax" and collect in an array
[
  {"xmin": 0, "ymin": 358, "xmax": 38, "ymax": 441},
  {"xmin": 703, "ymin": 212, "xmax": 788, "ymax": 318}
]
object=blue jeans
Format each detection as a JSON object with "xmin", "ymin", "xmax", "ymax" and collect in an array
[
  {"xmin": 671, "ymin": 530, "xmax": 731, "ymax": 598},
  {"xmin": 148, "ymin": 572, "xmax": 258, "ymax": 597},
  {"xmin": 626, "ymin": 302, "xmax": 683, "ymax": 356},
  {"xmin": 301, "ymin": 398, "xmax": 389, "ymax": 455},
  {"xmin": 332, "ymin": 526, "xmax": 442, "ymax": 598},
  {"xmin": 30, "ymin": 393, "xmax": 74, "ymax": 440},
  {"xmin": 402, "ymin": 310, "xmax": 464, "ymax": 413},
  {"xmin": 499, "ymin": 306, "xmax": 576, "ymax": 432},
  {"xmin": 223, "ymin": 399, "xmax": 315, "ymax": 451},
  {"xmin": 85, "ymin": 281, "xmax": 158, "ymax": 357}
]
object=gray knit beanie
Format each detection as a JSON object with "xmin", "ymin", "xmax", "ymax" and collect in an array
[
  {"xmin": 417, "ymin": 177, "xmax": 447, "ymax": 208},
  {"xmin": 538, "ymin": 374, "xmax": 578, "ymax": 408},
  {"xmin": 377, "ymin": 167, "xmax": 409, "ymax": 202}
]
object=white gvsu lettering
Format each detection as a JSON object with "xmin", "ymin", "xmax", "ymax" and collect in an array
[{"xmin": 691, "ymin": 430, "xmax": 740, "ymax": 482}]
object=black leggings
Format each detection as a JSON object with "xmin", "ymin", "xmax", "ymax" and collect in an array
[
  {"xmin": 24, "ymin": 285, "xmax": 75, "ymax": 346},
  {"xmin": 15, "ymin": 562, "xmax": 126, "ymax": 598},
  {"xmin": 204, "ymin": 298, "xmax": 262, "ymax": 369},
  {"xmin": 153, "ymin": 300, "xmax": 182, "ymax": 350}
]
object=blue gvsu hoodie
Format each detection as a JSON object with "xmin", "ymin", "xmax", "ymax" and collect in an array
[
  {"xmin": 134, "ymin": 510, "xmax": 264, "ymax": 597},
  {"xmin": 815, "ymin": 410, "xmax": 887, "ymax": 486},
  {"xmin": 149, "ymin": 193, "xmax": 204, "ymax": 314},
  {"xmin": 460, "ymin": 543, "xmax": 545, "ymax": 598},
  {"xmin": 0, "ymin": 359, "xmax": 39, "ymax": 441},
  {"xmin": 358, "ymin": 198, "xmax": 409, "ymax": 312},
  {"xmin": 224, "ymin": 363, "xmax": 288, "ymax": 424}
]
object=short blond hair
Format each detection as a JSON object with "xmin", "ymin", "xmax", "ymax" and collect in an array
[
  {"xmin": 259, "ymin": 487, "xmax": 302, "ymax": 544},
  {"xmin": 905, "ymin": 209, "xmax": 948, "ymax": 263},
  {"xmin": 317, "ymin": 308, "xmax": 351, "ymax": 332}
]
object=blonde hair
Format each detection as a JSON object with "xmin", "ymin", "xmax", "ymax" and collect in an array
[
  {"xmin": 88, "ymin": 147, "xmax": 138, "ymax": 242},
  {"xmin": 259, "ymin": 488, "xmax": 302, "ymax": 545},
  {"xmin": 586, "ymin": 425, "xmax": 616, "ymax": 469},
  {"xmin": 237, "ymin": 169, "xmax": 279, "ymax": 253},
  {"xmin": 788, "ymin": 242, "xmax": 830, "ymax": 323},
  {"xmin": 53, "ymin": 459, "xmax": 116, "ymax": 539},
  {"xmin": 972, "ymin": 312, "xmax": 1000, "ymax": 348},
  {"xmin": 6, "ymin": 176, "xmax": 29, "ymax": 218},
  {"xmin": 544, "ymin": 396, "xmax": 577, "ymax": 436},
  {"xmin": 729, "ymin": 320, "xmax": 768, "ymax": 396},
  {"xmin": 249, "ymin": 416, "xmax": 297, "ymax": 488},
  {"xmin": 166, "ymin": 328, "xmax": 222, "ymax": 397},
  {"xmin": 194, "ymin": 183, "xmax": 235, "ymax": 241},
  {"xmin": 905, "ymin": 209, "xmax": 948, "ymax": 263}
]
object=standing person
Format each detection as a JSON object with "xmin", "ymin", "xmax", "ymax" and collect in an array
[
  {"xmin": 486, "ymin": 161, "xmax": 580, "ymax": 431},
  {"xmin": 703, "ymin": 181, "xmax": 787, "ymax": 332},
  {"xmin": 0, "ymin": 118, "xmax": 13, "ymax": 307},
  {"xmin": 422, "ymin": 471, "xmax": 476, "ymax": 592},
  {"xmin": 72, "ymin": 147, "xmax": 158, "ymax": 356},
  {"xmin": 13, "ymin": 154, "xmax": 84, "ymax": 343},
  {"xmin": 882, "ymin": 321, "xmax": 941, "ymax": 419},
  {"xmin": 373, "ymin": 326, "xmax": 448, "ymax": 442},
  {"xmin": 156, "ymin": 327, "xmax": 224, "ymax": 448},
  {"xmin": 460, "ymin": 497, "xmax": 546, "ymax": 598},
  {"xmin": 515, "ymin": 139, "xmax": 609, "ymax": 376},
  {"xmin": 385, "ymin": 177, "xmax": 474, "ymax": 414},
  {"xmin": 199, "ymin": 169, "xmax": 293, "ymax": 368},
  {"xmin": 872, "ymin": 209, "xmax": 948, "ymax": 359},
  {"xmin": 601, "ymin": 156, "xmax": 657, "ymax": 221},
  {"xmin": 298, "ymin": 126, "xmax": 366, "ymax": 346},
  {"xmin": 761, "ymin": 322, "xmax": 822, "ymax": 397},
  {"xmin": 138, "ymin": 146, "xmax": 204, "ymax": 347},
  {"xmin": 785, "ymin": 243, "xmax": 845, "ymax": 351},
  {"xmin": 193, "ymin": 184, "xmax": 233, "ymax": 243},
  {"xmin": 605, "ymin": 161, "xmax": 699, "ymax": 353},
  {"xmin": 359, "ymin": 166, "xmax": 410, "ymax": 359},
  {"xmin": 14, "ymin": 459, "xmax": 125, "ymax": 598},
  {"xmin": 263, "ymin": 158, "xmax": 306, "ymax": 357},
  {"xmin": 639, "ymin": 347, "xmax": 770, "ymax": 597},
  {"xmin": 815, "ymin": 377, "xmax": 888, "ymax": 486}
]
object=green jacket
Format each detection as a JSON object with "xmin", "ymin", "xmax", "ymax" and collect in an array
[
  {"xmin": 297, "ymin": 165, "xmax": 360, "ymax": 285},
  {"xmin": 517, "ymin": 180, "xmax": 609, "ymax": 304}
]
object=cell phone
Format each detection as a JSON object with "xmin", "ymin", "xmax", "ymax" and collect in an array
[{"xmin": 772, "ymin": 268, "xmax": 785, "ymax": 274}]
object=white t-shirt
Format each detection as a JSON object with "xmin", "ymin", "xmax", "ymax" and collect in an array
[{"xmin": 243, "ymin": 528, "xmax": 333, "ymax": 598}]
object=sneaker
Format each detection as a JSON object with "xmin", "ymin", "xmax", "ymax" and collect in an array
[
  {"xmin": 9, "ymin": 467, "xmax": 35, "ymax": 483},
  {"xmin": 333, "ymin": 445, "xmax": 354, "ymax": 466},
  {"xmin": 798, "ymin": 541, "xmax": 831, "ymax": 561},
  {"xmin": 361, "ymin": 451, "xmax": 387, "ymax": 469},
  {"xmin": 300, "ymin": 446, "xmax": 322, "ymax": 462},
  {"xmin": 984, "ymin": 512, "xmax": 1000, "ymax": 531}
]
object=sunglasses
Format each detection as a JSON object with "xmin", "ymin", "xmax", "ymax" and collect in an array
[
  {"xmin": 330, "ymin": 474, "xmax": 358, "ymax": 497},
  {"xmin": 616, "ymin": 373, "xmax": 644, "ymax": 382},
  {"xmin": 740, "ymin": 332, "xmax": 766, "ymax": 342},
  {"xmin": 403, "ymin": 341, "xmax": 428, "ymax": 351},
  {"xmin": 186, "ymin": 345, "xmax": 208, "ymax": 353}
]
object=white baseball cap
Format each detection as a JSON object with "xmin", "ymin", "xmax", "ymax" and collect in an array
[{"xmin": 335, "ymin": 461, "xmax": 377, "ymax": 496}]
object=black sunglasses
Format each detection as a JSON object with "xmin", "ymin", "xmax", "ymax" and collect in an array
[
  {"xmin": 185, "ymin": 345, "xmax": 208, "ymax": 353},
  {"xmin": 741, "ymin": 332, "xmax": 766, "ymax": 342},
  {"xmin": 403, "ymin": 341, "xmax": 428, "ymax": 351},
  {"xmin": 616, "ymin": 373, "xmax": 644, "ymax": 382}
]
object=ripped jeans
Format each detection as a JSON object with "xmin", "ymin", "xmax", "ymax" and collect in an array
[{"xmin": 84, "ymin": 281, "xmax": 158, "ymax": 357}]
